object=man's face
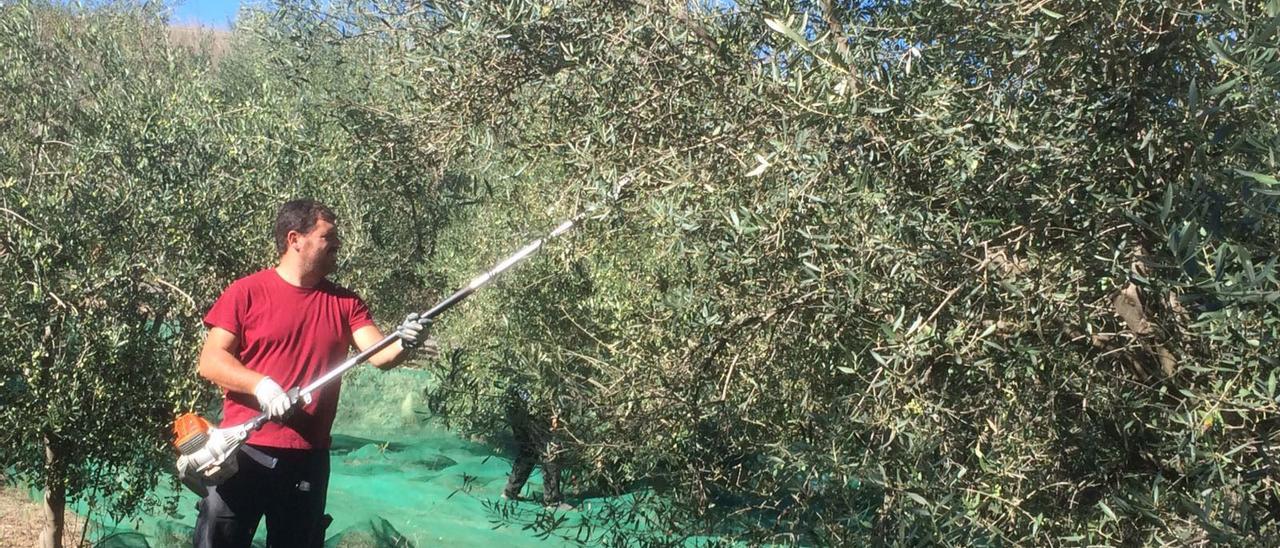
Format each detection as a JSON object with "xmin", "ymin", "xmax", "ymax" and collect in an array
[{"xmin": 292, "ymin": 218, "xmax": 341, "ymax": 276}]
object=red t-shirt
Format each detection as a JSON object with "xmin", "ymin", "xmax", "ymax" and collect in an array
[{"xmin": 203, "ymin": 268, "xmax": 375, "ymax": 449}]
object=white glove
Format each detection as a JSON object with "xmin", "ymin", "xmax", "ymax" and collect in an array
[
  {"xmin": 176, "ymin": 455, "xmax": 207, "ymax": 496},
  {"xmin": 397, "ymin": 313, "xmax": 431, "ymax": 349},
  {"xmin": 176, "ymin": 426, "xmax": 243, "ymax": 496},
  {"xmin": 177, "ymin": 450, "xmax": 239, "ymax": 485},
  {"xmin": 253, "ymin": 377, "xmax": 293, "ymax": 420}
]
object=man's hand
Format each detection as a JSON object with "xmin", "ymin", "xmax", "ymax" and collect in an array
[
  {"xmin": 175, "ymin": 426, "xmax": 244, "ymax": 496},
  {"xmin": 356, "ymin": 314, "xmax": 439, "ymax": 369},
  {"xmin": 253, "ymin": 377, "xmax": 293, "ymax": 420},
  {"xmin": 397, "ymin": 313, "xmax": 429, "ymax": 348},
  {"xmin": 397, "ymin": 313, "xmax": 440, "ymax": 360},
  {"xmin": 177, "ymin": 451, "xmax": 238, "ymax": 485}
]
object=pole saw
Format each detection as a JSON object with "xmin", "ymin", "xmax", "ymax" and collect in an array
[{"xmin": 171, "ymin": 199, "xmax": 609, "ymax": 496}]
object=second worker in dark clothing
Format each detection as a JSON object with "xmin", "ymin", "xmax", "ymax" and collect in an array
[{"xmin": 501, "ymin": 385, "xmax": 570, "ymax": 509}]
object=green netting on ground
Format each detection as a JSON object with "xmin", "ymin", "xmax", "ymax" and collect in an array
[{"xmin": 74, "ymin": 367, "xmax": 659, "ymax": 547}]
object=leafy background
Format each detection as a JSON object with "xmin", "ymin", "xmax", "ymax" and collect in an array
[{"xmin": 1, "ymin": 0, "xmax": 1277, "ymax": 545}]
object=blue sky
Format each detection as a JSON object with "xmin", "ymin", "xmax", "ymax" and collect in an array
[{"xmin": 170, "ymin": 0, "xmax": 243, "ymax": 29}]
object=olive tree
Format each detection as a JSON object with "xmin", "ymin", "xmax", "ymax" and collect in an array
[
  {"xmin": 0, "ymin": 3, "xmax": 280, "ymax": 545},
  {"xmin": 0, "ymin": 3, "xmax": 463, "ymax": 542},
  {"xmin": 255, "ymin": 0, "xmax": 1278, "ymax": 544}
]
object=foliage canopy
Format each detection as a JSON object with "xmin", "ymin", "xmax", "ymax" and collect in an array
[{"xmin": 2, "ymin": 0, "xmax": 1278, "ymax": 545}]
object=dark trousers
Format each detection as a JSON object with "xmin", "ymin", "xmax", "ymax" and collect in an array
[
  {"xmin": 503, "ymin": 416, "xmax": 562, "ymax": 504},
  {"xmin": 193, "ymin": 446, "xmax": 330, "ymax": 548}
]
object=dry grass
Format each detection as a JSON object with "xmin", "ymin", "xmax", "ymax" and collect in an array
[
  {"xmin": 0, "ymin": 484, "xmax": 90, "ymax": 547},
  {"xmin": 167, "ymin": 24, "xmax": 231, "ymax": 62}
]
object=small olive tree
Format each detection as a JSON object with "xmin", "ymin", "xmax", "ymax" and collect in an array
[
  {"xmin": 0, "ymin": 3, "xmax": 239, "ymax": 546},
  {"xmin": 1, "ymin": 1, "xmax": 484, "ymax": 546}
]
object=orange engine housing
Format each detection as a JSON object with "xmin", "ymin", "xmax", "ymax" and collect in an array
[{"xmin": 172, "ymin": 412, "xmax": 212, "ymax": 455}]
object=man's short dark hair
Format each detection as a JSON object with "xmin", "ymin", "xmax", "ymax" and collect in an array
[{"xmin": 273, "ymin": 199, "xmax": 337, "ymax": 255}]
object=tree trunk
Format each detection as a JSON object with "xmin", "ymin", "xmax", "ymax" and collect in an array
[{"xmin": 38, "ymin": 435, "xmax": 66, "ymax": 548}]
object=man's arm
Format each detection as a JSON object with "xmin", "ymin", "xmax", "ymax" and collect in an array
[
  {"xmin": 354, "ymin": 324, "xmax": 439, "ymax": 370},
  {"xmin": 197, "ymin": 327, "xmax": 266, "ymax": 394}
]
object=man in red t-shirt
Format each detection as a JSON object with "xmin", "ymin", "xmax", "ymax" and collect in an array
[{"xmin": 192, "ymin": 199, "xmax": 438, "ymax": 548}]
